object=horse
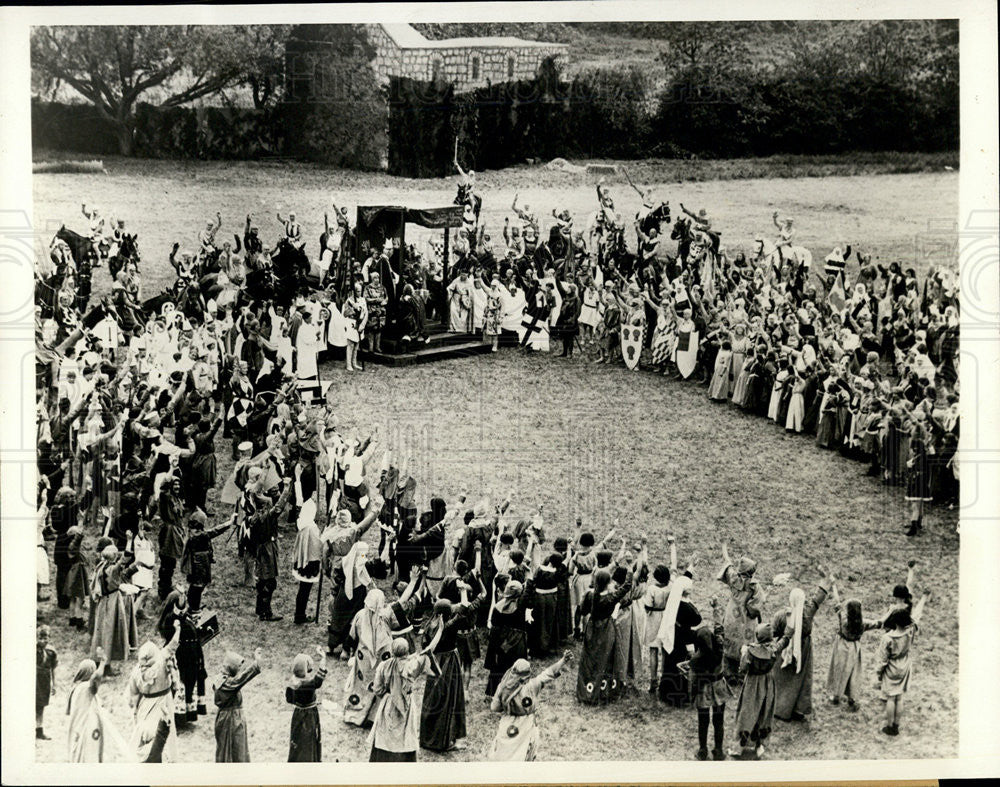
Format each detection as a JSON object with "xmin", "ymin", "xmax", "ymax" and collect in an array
[
  {"xmin": 585, "ymin": 210, "xmax": 629, "ymax": 270},
  {"xmin": 108, "ymin": 232, "xmax": 140, "ymax": 281},
  {"xmin": 55, "ymin": 226, "xmax": 95, "ymax": 267},
  {"xmin": 637, "ymin": 202, "xmax": 671, "ymax": 239},
  {"xmin": 753, "ymin": 237, "xmax": 813, "ymax": 277},
  {"xmin": 270, "ymin": 239, "xmax": 310, "ymax": 306},
  {"xmin": 670, "ymin": 216, "xmax": 699, "ymax": 263}
]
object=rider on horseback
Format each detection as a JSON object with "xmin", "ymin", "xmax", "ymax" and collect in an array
[
  {"xmin": 199, "ymin": 212, "xmax": 223, "ymax": 264},
  {"xmin": 679, "ymin": 203, "xmax": 721, "ymax": 255},
  {"xmin": 170, "ymin": 242, "xmax": 198, "ymax": 283},
  {"xmin": 276, "ymin": 210, "xmax": 305, "ymax": 251},
  {"xmin": 244, "ymin": 214, "xmax": 264, "ymax": 258},
  {"xmin": 80, "ymin": 203, "xmax": 107, "ymax": 264},
  {"xmin": 772, "ymin": 211, "xmax": 795, "ymax": 264}
]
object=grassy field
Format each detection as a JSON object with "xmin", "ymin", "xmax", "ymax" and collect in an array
[
  {"xmin": 32, "ymin": 152, "xmax": 959, "ymax": 302},
  {"xmin": 33, "ymin": 158, "xmax": 959, "ymax": 763}
]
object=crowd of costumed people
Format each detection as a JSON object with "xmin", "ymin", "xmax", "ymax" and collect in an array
[{"xmin": 34, "ymin": 163, "xmax": 950, "ymax": 762}]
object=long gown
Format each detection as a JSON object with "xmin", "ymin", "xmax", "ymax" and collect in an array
[
  {"xmin": 90, "ymin": 557, "xmax": 139, "ymax": 661},
  {"xmin": 214, "ymin": 661, "xmax": 261, "ymax": 762},
  {"xmin": 419, "ymin": 602, "xmax": 480, "ymax": 752},
  {"xmin": 343, "ymin": 604, "xmax": 393, "ymax": 727},
  {"xmin": 731, "ymin": 356, "xmax": 754, "ymax": 408},
  {"xmin": 368, "ymin": 653, "xmax": 436, "ymax": 761},
  {"xmin": 658, "ymin": 599, "xmax": 702, "ymax": 706},
  {"xmin": 529, "ymin": 567, "xmax": 562, "ymax": 657},
  {"xmin": 613, "ymin": 582, "xmax": 646, "ymax": 690},
  {"xmin": 486, "ymin": 660, "xmax": 566, "ymax": 761},
  {"xmin": 708, "ymin": 349, "xmax": 733, "ymax": 401},
  {"xmin": 576, "ymin": 582, "xmax": 633, "ymax": 705},
  {"xmin": 734, "ymin": 634, "xmax": 793, "ymax": 746},
  {"xmin": 485, "ymin": 598, "xmax": 530, "ymax": 697},
  {"xmin": 770, "ymin": 580, "xmax": 830, "ymax": 719},
  {"xmin": 447, "ymin": 277, "xmax": 472, "ymax": 333},
  {"xmin": 67, "ymin": 672, "xmax": 114, "ymax": 762},
  {"xmin": 127, "ymin": 640, "xmax": 180, "ymax": 762},
  {"xmin": 287, "ymin": 667, "xmax": 328, "ymax": 762},
  {"xmin": 826, "ymin": 603, "xmax": 881, "ymax": 702}
]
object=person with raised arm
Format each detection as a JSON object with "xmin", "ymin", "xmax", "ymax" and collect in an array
[
  {"xmin": 343, "ymin": 588, "xmax": 393, "ymax": 728},
  {"xmin": 686, "ymin": 598, "xmax": 732, "ymax": 761},
  {"xmin": 641, "ymin": 534, "xmax": 677, "ymax": 695},
  {"xmin": 69, "ymin": 646, "xmax": 124, "ymax": 762},
  {"xmin": 877, "ymin": 588, "xmax": 931, "ymax": 737},
  {"xmin": 569, "ymin": 519, "xmax": 617, "ymax": 639},
  {"xmin": 576, "ymin": 565, "xmax": 634, "ymax": 705},
  {"xmin": 717, "ymin": 541, "xmax": 766, "ymax": 683},
  {"xmin": 419, "ymin": 586, "xmax": 483, "ymax": 752},
  {"xmin": 276, "ymin": 210, "xmax": 304, "ymax": 250},
  {"xmin": 486, "ymin": 650, "xmax": 574, "ymax": 761},
  {"xmin": 286, "ymin": 645, "xmax": 328, "ymax": 761},
  {"xmin": 826, "ymin": 576, "xmax": 882, "ymax": 712},
  {"xmin": 770, "ymin": 564, "xmax": 834, "ymax": 722},
  {"xmin": 213, "ymin": 647, "xmax": 263, "ymax": 762},
  {"xmin": 368, "ymin": 629, "xmax": 443, "ymax": 762},
  {"xmin": 732, "ymin": 619, "xmax": 795, "ymax": 760},
  {"xmin": 128, "ymin": 622, "xmax": 181, "ymax": 762}
]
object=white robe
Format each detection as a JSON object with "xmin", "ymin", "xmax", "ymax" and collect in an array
[
  {"xmin": 502, "ymin": 288, "xmax": 527, "ymax": 334},
  {"xmin": 295, "ymin": 322, "xmax": 321, "ymax": 381},
  {"xmin": 326, "ymin": 302, "xmax": 349, "ymax": 348},
  {"xmin": 447, "ymin": 277, "xmax": 473, "ymax": 333}
]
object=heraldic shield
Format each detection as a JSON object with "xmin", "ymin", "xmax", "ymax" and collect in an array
[
  {"xmin": 674, "ymin": 329, "xmax": 699, "ymax": 379},
  {"xmin": 620, "ymin": 322, "xmax": 643, "ymax": 370}
]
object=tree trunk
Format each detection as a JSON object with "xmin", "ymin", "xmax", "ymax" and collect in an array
[{"xmin": 114, "ymin": 115, "xmax": 136, "ymax": 156}]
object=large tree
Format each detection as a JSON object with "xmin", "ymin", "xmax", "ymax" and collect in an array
[{"xmin": 30, "ymin": 25, "xmax": 290, "ymax": 154}]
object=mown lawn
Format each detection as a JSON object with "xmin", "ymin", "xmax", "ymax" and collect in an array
[{"xmin": 34, "ymin": 159, "xmax": 958, "ymax": 763}]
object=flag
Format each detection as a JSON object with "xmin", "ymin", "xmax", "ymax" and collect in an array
[
  {"xmin": 701, "ymin": 253, "xmax": 716, "ymax": 303},
  {"xmin": 827, "ymin": 272, "xmax": 846, "ymax": 316}
]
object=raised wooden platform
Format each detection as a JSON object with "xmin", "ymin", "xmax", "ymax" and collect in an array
[{"xmin": 359, "ymin": 329, "xmax": 493, "ymax": 367}]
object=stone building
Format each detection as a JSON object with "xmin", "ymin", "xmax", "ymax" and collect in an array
[{"xmin": 364, "ymin": 23, "xmax": 569, "ymax": 93}]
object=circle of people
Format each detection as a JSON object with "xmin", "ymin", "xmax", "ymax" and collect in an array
[{"xmin": 34, "ymin": 170, "xmax": 953, "ymax": 764}]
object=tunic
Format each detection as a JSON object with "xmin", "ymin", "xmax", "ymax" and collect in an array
[
  {"xmin": 734, "ymin": 634, "xmax": 792, "ymax": 744},
  {"xmin": 214, "ymin": 661, "xmax": 261, "ymax": 762},
  {"xmin": 486, "ymin": 661, "xmax": 565, "ymax": 761},
  {"xmin": 368, "ymin": 653, "xmax": 436, "ymax": 761},
  {"xmin": 641, "ymin": 583, "xmax": 670, "ymax": 649},
  {"xmin": 579, "ymin": 288, "xmax": 600, "ymax": 328},
  {"xmin": 825, "ymin": 604, "xmax": 881, "ymax": 701},
  {"xmin": 690, "ymin": 622, "xmax": 733, "ymax": 709},
  {"xmin": 717, "ymin": 563, "xmax": 766, "ymax": 664},
  {"xmin": 37, "ymin": 645, "xmax": 57, "ymax": 713},
  {"xmin": 877, "ymin": 624, "xmax": 918, "ymax": 698}
]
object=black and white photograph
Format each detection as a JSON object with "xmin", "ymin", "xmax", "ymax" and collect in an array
[{"xmin": 1, "ymin": 1, "xmax": 998, "ymax": 784}]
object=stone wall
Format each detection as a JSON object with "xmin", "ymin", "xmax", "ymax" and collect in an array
[{"xmin": 364, "ymin": 23, "xmax": 568, "ymax": 93}]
